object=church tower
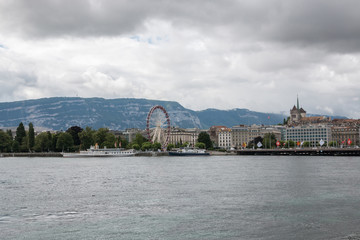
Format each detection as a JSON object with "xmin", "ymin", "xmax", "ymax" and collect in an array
[{"xmin": 290, "ymin": 95, "xmax": 306, "ymax": 124}]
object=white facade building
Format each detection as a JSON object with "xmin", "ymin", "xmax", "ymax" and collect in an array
[
  {"xmin": 218, "ymin": 127, "xmax": 232, "ymax": 149},
  {"xmin": 285, "ymin": 125, "xmax": 331, "ymax": 147}
]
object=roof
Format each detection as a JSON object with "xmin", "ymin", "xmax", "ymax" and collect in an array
[{"xmin": 299, "ymin": 108, "xmax": 306, "ymax": 113}]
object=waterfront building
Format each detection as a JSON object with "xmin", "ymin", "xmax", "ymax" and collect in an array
[
  {"xmin": 331, "ymin": 119, "xmax": 360, "ymax": 146},
  {"xmin": 209, "ymin": 126, "xmax": 228, "ymax": 147},
  {"xmin": 169, "ymin": 127, "xmax": 200, "ymax": 146},
  {"xmin": 285, "ymin": 125, "xmax": 331, "ymax": 147},
  {"xmin": 218, "ymin": 127, "xmax": 232, "ymax": 149},
  {"xmin": 231, "ymin": 125, "xmax": 281, "ymax": 149}
]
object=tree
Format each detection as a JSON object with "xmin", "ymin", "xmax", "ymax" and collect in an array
[
  {"xmin": 195, "ymin": 142, "xmax": 206, "ymax": 149},
  {"xmin": 56, "ymin": 132, "xmax": 74, "ymax": 152},
  {"xmin": 181, "ymin": 141, "xmax": 190, "ymax": 147},
  {"xmin": 15, "ymin": 122, "xmax": 26, "ymax": 146},
  {"xmin": 133, "ymin": 133, "xmax": 147, "ymax": 146},
  {"xmin": 262, "ymin": 133, "xmax": 276, "ymax": 149},
  {"xmin": 79, "ymin": 127, "xmax": 95, "ymax": 150},
  {"xmin": 152, "ymin": 142, "xmax": 162, "ymax": 151},
  {"xmin": 51, "ymin": 132, "xmax": 61, "ymax": 152},
  {"xmin": 94, "ymin": 128, "xmax": 109, "ymax": 148},
  {"xmin": 118, "ymin": 136, "xmax": 129, "ymax": 149},
  {"xmin": 28, "ymin": 123, "xmax": 35, "ymax": 151},
  {"xmin": 167, "ymin": 143, "xmax": 175, "ymax": 151},
  {"xmin": 303, "ymin": 141, "xmax": 311, "ymax": 147},
  {"xmin": 103, "ymin": 133, "xmax": 116, "ymax": 148},
  {"xmin": 34, "ymin": 132, "xmax": 51, "ymax": 152},
  {"xmin": 132, "ymin": 143, "xmax": 140, "ymax": 150},
  {"xmin": 0, "ymin": 130, "xmax": 12, "ymax": 152},
  {"xmin": 197, "ymin": 132, "xmax": 212, "ymax": 149},
  {"xmin": 6, "ymin": 129, "xmax": 12, "ymax": 138},
  {"xmin": 66, "ymin": 126, "xmax": 83, "ymax": 146},
  {"xmin": 141, "ymin": 142, "xmax": 152, "ymax": 151},
  {"xmin": 12, "ymin": 141, "xmax": 20, "ymax": 152}
]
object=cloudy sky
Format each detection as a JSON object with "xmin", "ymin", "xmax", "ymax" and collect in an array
[{"xmin": 0, "ymin": 0, "xmax": 360, "ymax": 118}]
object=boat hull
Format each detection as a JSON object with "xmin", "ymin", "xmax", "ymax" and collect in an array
[
  {"xmin": 168, "ymin": 151, "xmax": 210, "ymax": 156},
  {"xmin": 62, "ymin": 153, "xmax": 135, "ymax": 158}
]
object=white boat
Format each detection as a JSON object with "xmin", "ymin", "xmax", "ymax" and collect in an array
[
  {"xmin": 62, "ymin": 146, "xmax": 135, "ymax": 158},
  {"xmin": 169, "ymin": 147, "xmax": 210, "ymax": 156}
]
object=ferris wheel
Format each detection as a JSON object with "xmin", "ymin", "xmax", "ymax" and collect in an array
[{"xmin": 146, "ymin": 105, "xmax": 171, "ymax": 149}]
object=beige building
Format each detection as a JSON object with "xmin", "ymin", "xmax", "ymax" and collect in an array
[
  {"xmin": 209, "ymin": 126, "xmax": 227, "ymax": 147},
  {"xmin": 169, "ymin": 127, "xmax": 201, "ymax": 146},
  {"xmin": 218, "ymin": 127, "xmax": 232, "ymax": 149},
  {"xmin": 231, "ymin": 125, "xmax": 281, "ymax": 149},
  {"xmin": 331, "ymin": 119, "xmax": 360, "ymax": 146}
]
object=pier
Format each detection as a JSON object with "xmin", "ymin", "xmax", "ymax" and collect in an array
[{"xmin": 236, "ymin": 148, "xmax": 360, "ymax": 156}]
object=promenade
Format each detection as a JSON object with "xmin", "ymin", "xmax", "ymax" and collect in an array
[{"xmin": 236, "ymin": 148, "xmax": 360, "ymax": 156}]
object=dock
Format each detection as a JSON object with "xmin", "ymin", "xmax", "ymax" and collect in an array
[{"xmin": 236, "ymin": 148, "xmax": 360, "ymax": 156}]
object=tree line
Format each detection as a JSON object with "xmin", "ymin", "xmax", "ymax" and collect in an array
[{"xmin": 0, "ymin": 122, "xmax": 213, "ymax": 153}]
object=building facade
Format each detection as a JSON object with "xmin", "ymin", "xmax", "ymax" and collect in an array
[
  {"xmin": 218, "ymin": 127, "xmax": 232, "ymax": 149},
  {"xmin": 285, "ymin": 125, "xmax": 331, "ymax": 147},
  {"xmin": 231, "ymin": 125, "xmax": 281, "ymax": 149},
  {"xmin": 169, "ymin": 127, "xmax": 201, "ymax": 146}
]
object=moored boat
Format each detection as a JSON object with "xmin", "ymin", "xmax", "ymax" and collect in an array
[
  {"xmin": 169, "ymin": 147, "xmax": 210, "ymax": 156},
  {"xmin": 62, "ymin": 146, "xmax": 135, "ymax": 158}
]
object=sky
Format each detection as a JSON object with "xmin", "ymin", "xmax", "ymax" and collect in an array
[{"xmin": 0, "ymin": 0, "xmax": 360, "ymax": 118}]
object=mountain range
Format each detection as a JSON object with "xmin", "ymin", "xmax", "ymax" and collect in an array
[{"xmin": 0, "ymin": 97, "xmax": 345, "ymax": 130}]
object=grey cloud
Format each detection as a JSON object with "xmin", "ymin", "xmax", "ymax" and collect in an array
[{"xmin": 2, "ymin": 0, "xmax": 360, "ymax": 52}]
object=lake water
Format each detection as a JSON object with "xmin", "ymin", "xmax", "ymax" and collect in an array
[{"xmin": 1, "ymin": 156, "xmax": 360, "ymax": 240}]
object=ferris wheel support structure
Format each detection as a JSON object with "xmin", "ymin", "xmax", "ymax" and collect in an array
[{"xmin": 146, "ymin": 105, "xmax": 171, "ymax": 150}]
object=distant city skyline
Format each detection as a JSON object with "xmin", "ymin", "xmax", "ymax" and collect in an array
[{"xmin": 0, "ymin": 0, "xmax": 360, "ymax": 118}]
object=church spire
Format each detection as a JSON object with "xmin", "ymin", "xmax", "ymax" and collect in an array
[{"xmin": 297, "ymin": 94, "xmax": 299, "ymax": 110}]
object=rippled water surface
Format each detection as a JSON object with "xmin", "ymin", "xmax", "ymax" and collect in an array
[{"xmin": 1, "ymin": 156, "xmax": 360, "ymax": 239}]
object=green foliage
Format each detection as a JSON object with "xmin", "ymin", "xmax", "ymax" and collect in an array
[
  {"xmin": 329, "ymin": 141, "xmax": 337, "ymax": 147},
  {"xmin": 28, "ymin": 123, "xmax": 35, "ymax": 151},
  {"xmin": 12, "ymin": 141, "xmax": 20, "ymax": 152},
  {"xmin": 56, "ymin": 132, "xmax": 74, "ymax": 152},
  {"xmin": 119, "ymin": 137, "xmax": 129, "ymax": 149},
  {"xmin": 79, "ymin": 127, "xmax": 95, "ymax": 150},
  {"xmin": 262, "ymin": 133, "xmax": 276, "ymax": 149},
  {"xmin": 167, "ymin": 143, "xmax": 175, "ymax": 151},
  {"xmin": 141, "ymin": 142, "xmax": 153, "ymax": 151},
  {"xmin": 195, "ymin": 142, "xmax": 206, "ymax": 149},
  {"xmin": 51, "ymin": 132, "xmax": 60, "ymax": 152},
  {"xmin": 132, "ymin": 143, "xmax": 140, "ymax": 150},
  {"xmin": 152, "ymin": 142, "xmax": 162, "ymax": 150},
  {"xmin": 0, "ymin": 130, "xmax": 12, "ymax": 152},
  {"xmin": 103, "ymin": 133, "xmax": 116, "ymax": 148},
  {"xmin": 94, "ymin": 128, "xmax": 109, "ymax": 147},
  {"xmin": 34, "ymin": 132, "xmax": 51, "ymax": 152},
  {"xmin": 303, "ymin": 141, "xmax": 311, "ymax": 147},
  {"xmin": 181, "ymin": 141, "xmax": 190, "ymax": 147},
  {"xmin": 197, "ymin": 132, "xmax": 212, "ymax": 149},
  {"xmin": 20, "ymin": 135, "xmax": 29, "ymax": 152},
  {"xmin": 6, "ymin": 129, "xmax": 12, "ymax": 138},
  {"xmin": 66, "ymin": 126, "xmax": 83, "ymax": 146},
  {"xmin": 15, "ymin": 122, "xmax": 26, "ymax": 146},
  {"xmin": 133, "ymin": 133, "xmax": 147, "ymax": 146}
]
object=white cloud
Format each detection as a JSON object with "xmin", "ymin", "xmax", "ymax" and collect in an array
[{"xmin": 0, "ymin": 0, "xmax": 360, "ymax": 119}]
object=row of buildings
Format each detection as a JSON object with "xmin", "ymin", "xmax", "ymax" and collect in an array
[
  {"xmin": 214, "ymin": 98, "xmax": 360, "ymax": 149},
  {"xmin": 148, "ymin": 98, "xmax": 359, "ymax": 149}
]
